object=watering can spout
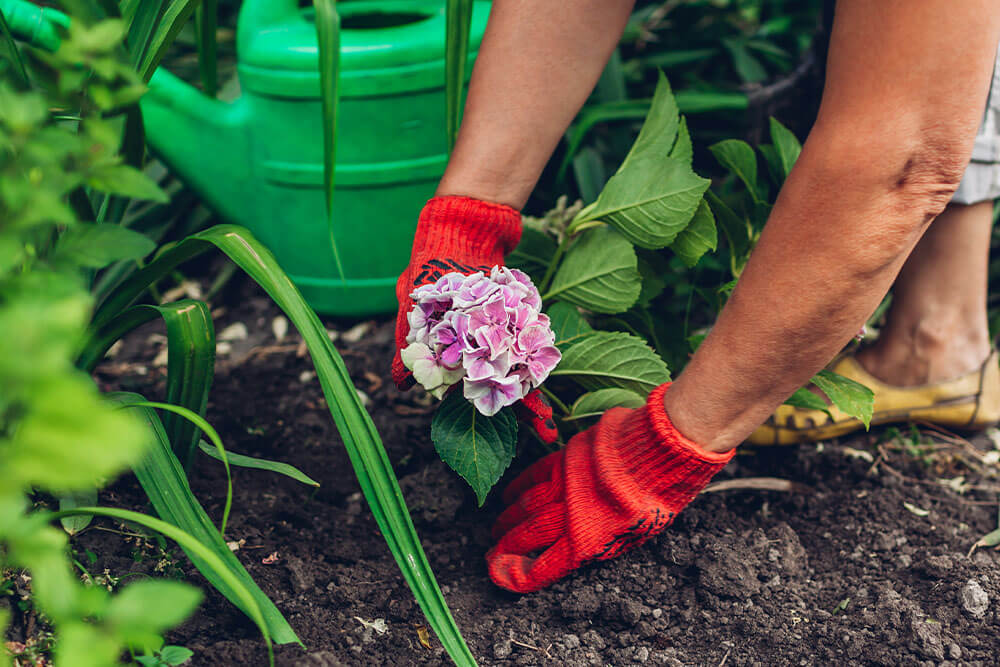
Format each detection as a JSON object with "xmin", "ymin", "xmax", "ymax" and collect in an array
[{"xmin": 141, "ymin": 70, "xmax": 252, "ymax": 225}]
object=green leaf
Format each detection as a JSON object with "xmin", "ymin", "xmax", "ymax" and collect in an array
[
  {"xmin": 431, "ymin": 392, "xmax": 517, "ymax": 507},
  {"xmin": 109, "ymin": 393, "xmax": 296, "ymax": 649},
  {"xmin": 58, "ymin": 489, "xmax": 99, "ymax": 535},
  {"xmin": 312, "ymin": 0, "xmax": 346, "ymax": 284},
  {"xmin": 619, "ymin": 70, "xmax": 679, "ymax": 170},
  {"xmin": 51, "ymin": 504, "xmax": 273, "ymax": 666},
  {"xmin": 130, "ymin": 401, "xmax": 233, "ymax": 537},
  {"xmin": 445, "ymin": 0, "xmax": 473, "ymax": 151},
  {"xmin": 545, "ymin": 227, "xmax": 641, "ymax": 314},
  {"xmin": 636, "ymin": 252, "xmax": 669, "ymax": 307},
  {"xmin": 812, "ymin": 370, "xmax": 875, "ymax": 428},
  {"xmin": 721, "ymin": 38, "xmax": 767, "ymax": 83},
  {"xmin": 7, "ymin": 376, "xmax": 147, "ymax": 491},
  {"xmin": 195, "ymin": 0, "xmax": 218, "ymax": 97},
  {"xmin": 0, "ymin": 7, "xmax": 29, "ymax": 90},
  {"xmin": 572, "ymin": 146, "xmax": 608, "ymax": 204},
  {"xmin": 671, "ymin": 199, "xmax": 717, "ymax": 267},
  {"xmin": 198, "ymin": 440, "xmax": 320, "ymax": 488},
  {"xmin": 674, "ymin": 90, "xmax": 748, "ymax": 113},
  {"xmin": 87, "ymin": 225, "xmax": 476, "ymax": 665},
  {"xmin": 546, "ymin": 301, "xmax": 593, "ymax": 348},
  {"xmin": 709, "ymin": 139, "xmax": 760, "ymax": 203},
  {"xmin": 139, "ymin": 1, "xmax": 202, "ymax": 81},
  {"xmin": 508, "ymin": 227, "xmax": 557, "ymax": 285},
  {"xmin": 53, "ymin": 224, "xmax": 155, "ymax": 268},
  {"xmin": 158, "ymin": 646, "xmax": 194, "ymax": 666},
  {"xmin": 783, "ymin": 387, "xmax": 832, "ymax": 415},
  {"xmin": 79, "ymin": 301, "xmax": 215, "ymax": 472},
  {"xmin": 705, "ymin": 190, "xmax": 751, "ymax": 271},
  {"xmin": 124, "ymin": 0, "xmax": 161, "ymax": 70},
  {"xmin": 567, "ymin": 388, "xmax": 645, "ymax": 420},
  {"xmin": 758, "ymin": 144, "xmax": 784, "ymax": 186},
  {"xmin": 87, "ymin": 165, "xmax": 168, "ymax": 202},
  {"xmin": 105, "ymin": 579, "xmax": 202, "ymax": 645},
  {"xmin": 669, "ymin": 117, "xmax": 693, "ymax": 166},
  {"xmin": 557, "ymin": 100, "xmax": 652, "ymax": 185},
  {"xmin": 551, "ymin": 331, "xmax": 670, "ymax": 393},
  {"xmin": 578, "ymin": 154, "xmax": 709, "ymax": 249},
  {"xmin": 769, "ymin": 117, "xmax": 802, "ymax": 180}
]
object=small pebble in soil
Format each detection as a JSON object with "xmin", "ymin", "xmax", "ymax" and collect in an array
[
  {"xmin": 493, "ymin": 640, "xmax": 512, "ymax": 659},
  {"xmin": 959, "ymin": 578, "xmax": 989, "ymax": 618},
  {"xmin": 562, "ymin": 634, "xmax": 581, "ymax": 650}
]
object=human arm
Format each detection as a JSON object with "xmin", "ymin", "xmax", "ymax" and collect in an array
[
  {"xmin": 489, "ymin": 0, "xmax": 1000, "ymax": 593},
  {"xmin": 666, "ymin": 0, "xmax": 1000, "ymax": 452}
]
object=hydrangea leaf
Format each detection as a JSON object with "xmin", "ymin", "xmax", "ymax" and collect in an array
[
  {"xmin": 431, "ymin": 391, "xmax": 518, "ymax": 506},
  {"xmin": 671, "ymin": 199, "xmax": 717, "ymax": 268},
  {"xmin": 567, "ymin": 388, "xmax": 646, "ymax": 421},
  {"xmin": 709, "ymin": 139, "xmax": 760, "ymax": 203},
  {"xmin": 545, "ymin": 227, "xmax": 641, "ymax": 314},
  {"xmin": 546, "ymin": 301, "xmax": 593, "ymax": 349},
  {"xmin": 576, "ymin": 154, "xmax": 709, "ymax": 250},
  {"xmin": 551, "ymin": 331, "xmax": 670, "ymax": 394},
  {"xmin": 769, "ymin": 117, "xmax": 802, "ymax": 181},
  {"xmin": 812, "ymin": 370, "xmax": 875, "ymax": 429},
  {"xmin": 618, "ymin": 70, "xmax": 679, "ymax": 172}
]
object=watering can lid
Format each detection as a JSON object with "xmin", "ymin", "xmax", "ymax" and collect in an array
[{"xmin": 239, "ymin": 1, "xmax": 490, "ymax": 86}]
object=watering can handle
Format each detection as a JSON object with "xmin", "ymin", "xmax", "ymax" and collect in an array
[{"xmin": 0, "ymin": 0, "xmax": 68, "ymax": 52}]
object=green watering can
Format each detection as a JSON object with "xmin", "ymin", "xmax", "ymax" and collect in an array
[{"xmin": 1, "ymin": 0, "xmax": 491, "ymax": 316}]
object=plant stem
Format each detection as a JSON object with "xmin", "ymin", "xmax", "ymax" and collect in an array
[
  {"xmin": 537, "ymin": 233, "xmax": 571, "ymax": 296},
  {"xmin": 539, "ymin": 386, "xmax": 570, "ymax": 417}
]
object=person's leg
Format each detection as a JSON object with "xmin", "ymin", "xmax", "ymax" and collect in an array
[
  {"xmin": 856, "ymin": 200, "xmax": 993, "ymax": 386},
  {"xmin": 436, "ymin": 0, "xmax": 636, "ymax": 210}
]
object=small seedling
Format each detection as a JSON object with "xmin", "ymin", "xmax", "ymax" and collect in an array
[
  {"xmin": 831, "ymin": 597, "xmax": 850, "ymax": 615},
  {"xmin": 135, "ymin": 645, "xmax": 195, "ymax": 666}
]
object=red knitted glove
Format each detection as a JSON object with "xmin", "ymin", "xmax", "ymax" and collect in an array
[
  {"xmin": 486, "ymin": 383, "xmax": 733, "ymax": 593},
  {"xmin": 393, "ymin": 195, "xmax": 558, "ymax": 443}
]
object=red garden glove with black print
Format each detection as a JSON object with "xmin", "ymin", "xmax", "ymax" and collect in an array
[
  {"xmin": 486, "ymin": 383, "xmax": 734, "ymax": 593},
  {"xmin": 392, "ymin": 195, "xmax": 558, "ymax": 443}
]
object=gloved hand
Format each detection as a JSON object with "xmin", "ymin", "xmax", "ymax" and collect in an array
[
  {"xmin": 487, "ymin": 383, "xmax": 733, "ymax": 593},
  {"xmin": 393, "ymin": 195, "xmax": 558, "ymax": 442}
]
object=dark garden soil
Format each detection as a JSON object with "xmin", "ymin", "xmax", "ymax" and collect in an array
[{"xmin": 82, "ymin": 279, "xmax": 1000, "ymax": 667}]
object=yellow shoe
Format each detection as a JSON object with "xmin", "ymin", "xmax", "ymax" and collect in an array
[{"xmin": 747, "ymin": 350, "xmax": 1000, "ymax": 446}]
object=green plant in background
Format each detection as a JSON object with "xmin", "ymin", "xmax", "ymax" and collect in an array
[
  {"xmin": 0, "ymin": 12, "xmax": 205, "ymax": 666},
  {"xmin": 548, "ymin": 0, "xmax": 824, "ymax": 205},
  {"xmin": 3, "ymin": 1, "xmax": 478, "ymax": 665},
  {"xmin": 426, "ymin": 72, "xmax": 873, "ymax": 504}
]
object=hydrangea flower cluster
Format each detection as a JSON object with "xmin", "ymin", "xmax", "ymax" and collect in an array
[{"xmin": 401, "ymin": 266, "xmax": 561, "ymax": 416}]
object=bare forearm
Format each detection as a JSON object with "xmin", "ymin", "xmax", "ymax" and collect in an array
[
  {"xmin": 666, "ymin": 0, "xmax": 1000, "ymax": 451},
  {"xmin": 437, "ymin": 0, "xmax": 636, "ymax": 209}
]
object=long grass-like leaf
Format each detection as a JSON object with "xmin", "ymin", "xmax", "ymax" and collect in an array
[
  {"xmin": 312, "ymin": 0, "xmax": 346, "ymax": 284},
  {"xmin": 108, "ymin": 392, "xmax": 299, "ymax": 647},
  {"xmin": 79, "ymin": 300, "xmax": 215, "ymax": 470},
  {"xmin": 194, "ymin": 0, "xmax": 217, "ymax": 96},
  {"xmin": 50, "ymin": 505, "xmax": 274, "ymax": 666},
  {"xmin": 127, "ymin": 400, "xmax": 232, "ymax": 536},
  {"xmin": 0, "ymin": 7, "xmax": 29, "ymax": 90},
  {"xmin": 445, "ymin": 0, "xmax": 472, "ymax": 152},
  {"xmin": 90, "ymin": 225, "xmax": 476, "ymax": 665},
  {"xmin": 139, "ymin": 0, "xmax": 201, "ymax": 82},
  {"xmin": 198, "ymin": 440, "xmax": 320, "ymax": 488},
  {"xmin": 124, "ymin": 0, "xmax": 162, "ymax": 69}
]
